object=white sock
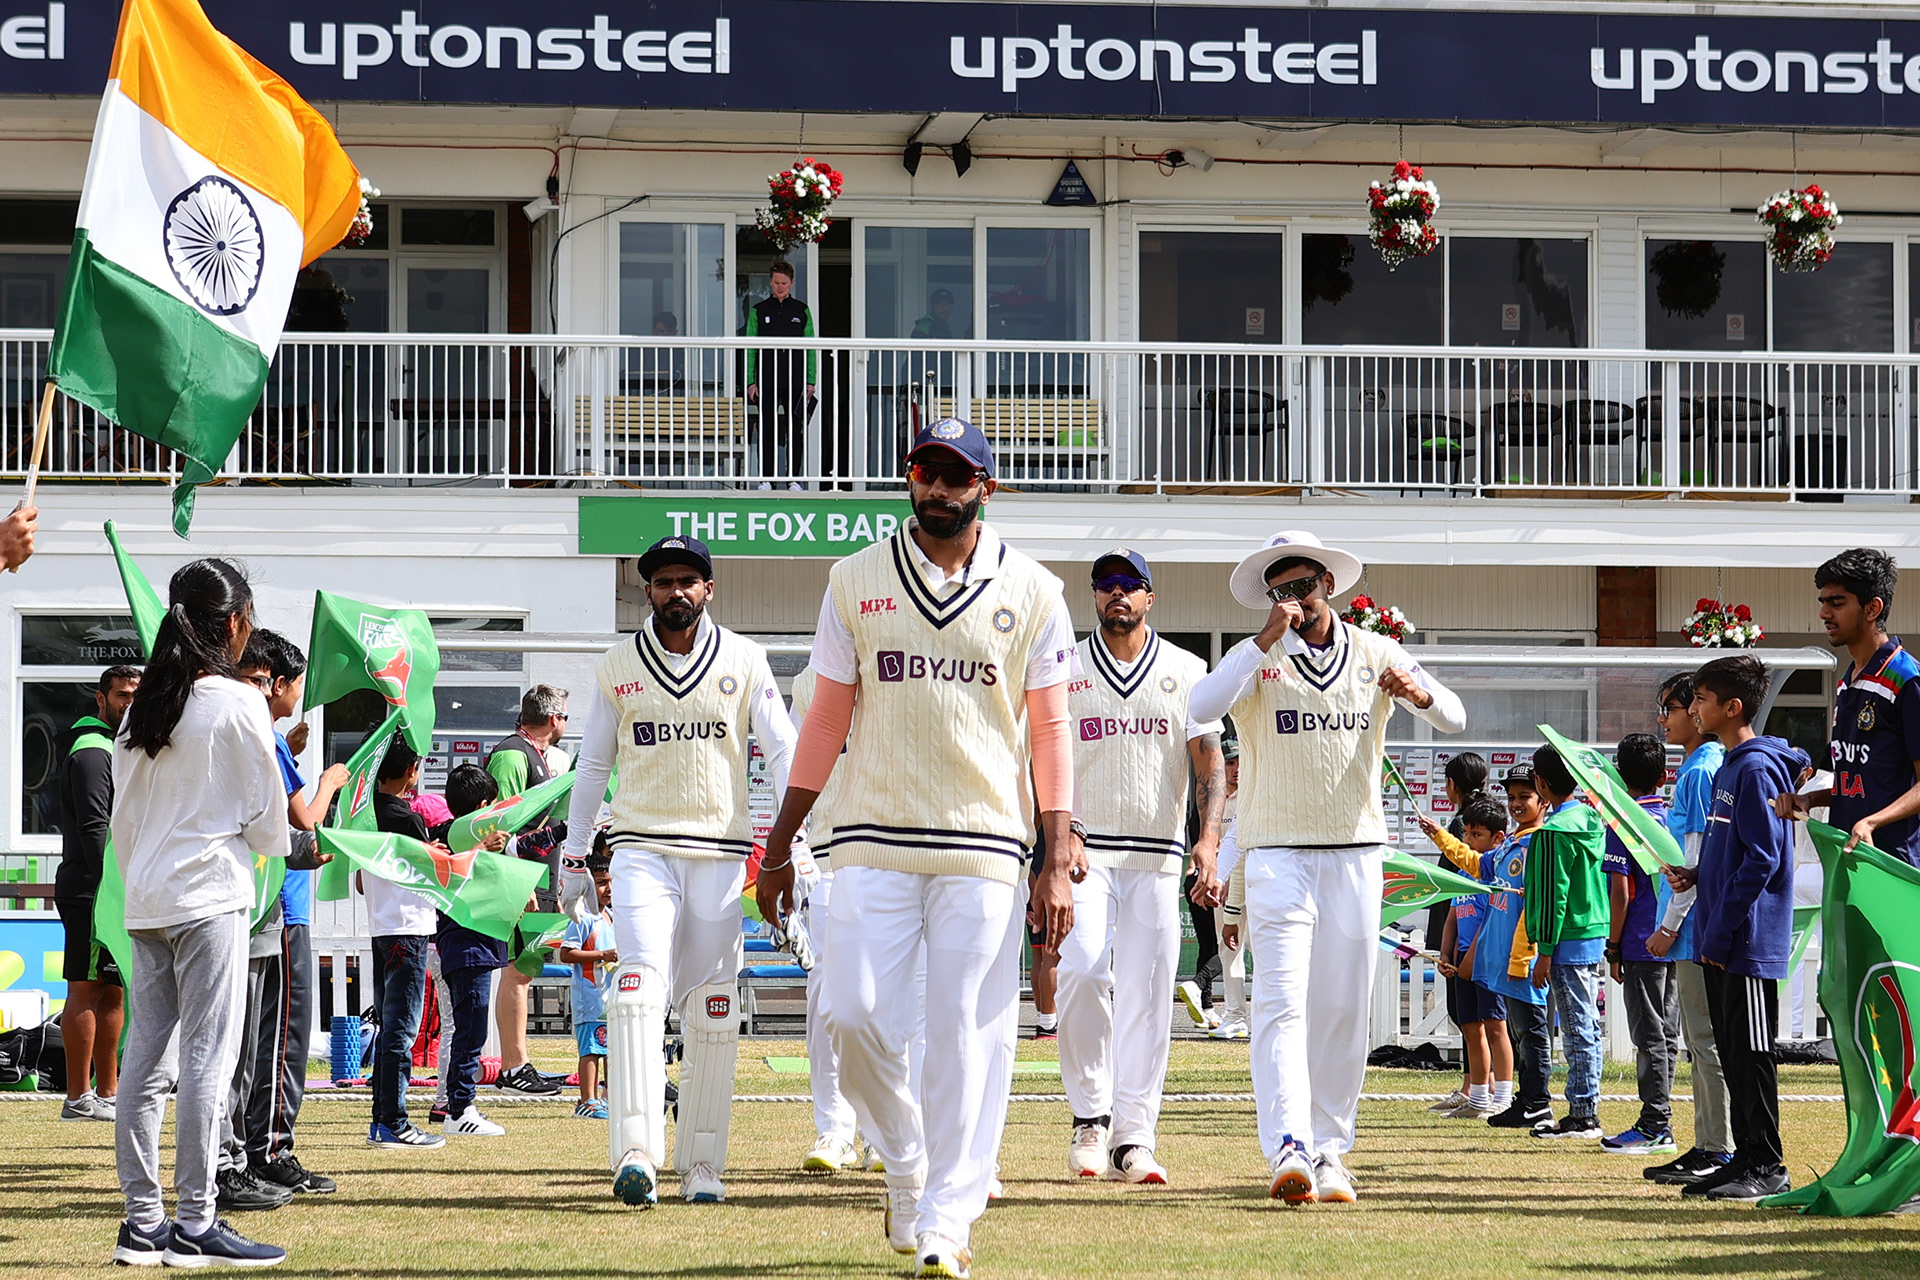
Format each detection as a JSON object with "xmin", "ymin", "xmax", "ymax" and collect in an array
[
  {"xmin": 1035, "ymin": 1011, "xmax": 1057, "ymax": 1032},
  {"xmin": 1468, "ymin": 1083, "xmax": 1490, "ymax": 1107},
  {"xmin": 1493, "ymin": 1081, "xmax": 1514, "ymax": 1107}
]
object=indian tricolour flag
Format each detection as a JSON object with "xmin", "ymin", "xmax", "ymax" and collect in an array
[{"xmin": 47, "ymin": 0, "xmax": 362, "ymax": 536}]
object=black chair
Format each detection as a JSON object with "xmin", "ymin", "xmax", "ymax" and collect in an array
[
  {"xmin": 1564, "ymin": 399, "xmax": 1635, "ymax": 484},
  {"xmin": 1203, "ymin": 387, "xmax": 1287, "ymax": 482},
  {"xmin": 1488, "ymin": 400, "xmax": 1562, "ymax": 484},
  {"xmin": 1404, "ymin": 412, "xmax": 1470, "ymax": 488}
]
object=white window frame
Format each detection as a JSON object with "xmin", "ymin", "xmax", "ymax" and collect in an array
[{"xmin": 313, "ymin": 202, "xmax": 510, "ymax": 334}]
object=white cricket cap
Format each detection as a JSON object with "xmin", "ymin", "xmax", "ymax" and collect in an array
[{"xmin": 1229, "ymin": 530, "xmax": 1365, "ymax": 610}]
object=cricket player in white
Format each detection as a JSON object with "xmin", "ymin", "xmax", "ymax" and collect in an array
[
  {"xmin": 1191, "ymin": 531, "xmax": 1465, "ymax": 1205},
  {"xmin": 758, "ymin": 418, "xmax": 1079, "ymax": 1280},
  {"xmin": 1059, "ymin": 548, "xmax": 1225, "ymax": 1185},
  {"xmin": 559, "ymin": 535, "xmax": 796, "ymax": 1207}
]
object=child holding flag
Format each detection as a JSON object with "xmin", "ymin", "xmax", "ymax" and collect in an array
[
  {"xmin": 1417, "ymin": 794, "xmax": 1513, "ymax": 1119},
  {"xmin": 1466, "ymin": 765, "xmax": 1550, "ymax": 1132},
  {"xmin": 426, "ymin": 764, "xmax": 516, "ymax": 1138},
  {"xmin": 560, "ymin": 844, "xmax": 619, "ymax": 1119}
]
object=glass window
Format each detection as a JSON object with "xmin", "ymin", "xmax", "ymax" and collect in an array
[
  {"xmin": 20, "ymin": 614, "xmax": 142, "ymax": 666},
  {"xmin": 864, "ymin": 227, "xmax": 974, "ymax": 339},
  {"xmin": 433, "ymin": 684, "xmax": 523, "ymax": 733},
  {"xmin": 0, "ymin": 198, "xmax": 79, "ymax": 245},
  {"xmin": 288, "ymin": 258, "xmax": 390, "ymax": 332},
  {"xmin": 986, "ymin": 228, "xmax": 1089, "ymax": 341},
  {"xmin": 430, "ymin": 616, "xmax": 526, "ymax": 674},
  {"xmin": 619, "ymin": 222, "xmax": 726, "ymax": 339},
  {"xmin": 1644, "ymin": 239, "xmax": 1766, "ymax": 350},
  {"xmin": 1448, "ymin": 238, "xmax": 1589, "ymax": 347},
  {"xmin": 21, "ymin": 681, "xmax": 94, "ymax": 835},
  {"xmin": 1301, "ymin": 234, "xmax": 1443, "ymax": 345},
  {"xmin": 406, "ymin": 267, "xmax": 490, "ymax": 334},
  {"xmin": 401, "ymin": 207, "xmax": 495, "ymax": 247},
  {"xmin": 0, "ymin": 252, "xmax": 66, "ymax": 328},
  {"xmin": 737, "ymin": 226, "xmax": 811, "ymax": 335},
  {"xmin": 1138, "ymin": 231, "xmax": 1284, "ymax": 344},
  {"xmin": 1774, "ymin": 241, "xmax": 1894, "ymax": 353}
]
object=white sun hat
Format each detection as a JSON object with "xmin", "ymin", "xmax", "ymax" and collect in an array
[{"xmin": 1229, "ymin": 530, "xmax": 1365, "ymax": 610}]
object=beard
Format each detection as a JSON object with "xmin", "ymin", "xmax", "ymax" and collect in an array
[
  {"xmin": 653, "ymin": 597, "xmax": 704, "ymax": 633},
  {"xmin": 915, "ymin": 494, "xmax": 981, "ymax": 540},
  {"xmin": 1101, "ymin": 607, "xmax": 1143, "ymax": 635}
]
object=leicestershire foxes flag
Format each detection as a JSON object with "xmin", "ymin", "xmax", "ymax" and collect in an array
[
  {"xmin": 1540, "ymin": 725, "xmax": 1684, "ymax": 874},
  {"xmin": 1764, "ymin": 820, "xmax": 1920, "ymax": 1216},
  {"xmin": 304, "ymin": 591, "xmax": 440, "ymax": 754},
  {"xmin": 47, "ymin": 0, "xmax": 363, "ymax": 536},
  {"xmin": 445, "ymin": 771, "xmax": 578, "ymax": 853},
  {"xmin": 317, "ymin": 827, "xmax": 546, "ymax": 942},
  {"xmin": 1380, "ymin": 848, "xmax": 1489, "ymax": 927},
  {"xmin": 315, "ymin": 707, "xmax": 405, "ymax": 902}
]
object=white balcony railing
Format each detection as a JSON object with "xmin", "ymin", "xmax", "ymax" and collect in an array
[{"xmin": 3, "ymin": 331, "xmax": 1915, "ymax": 497}]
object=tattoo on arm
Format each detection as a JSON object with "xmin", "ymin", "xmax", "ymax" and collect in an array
[{"xmin": 1190, "ymin": 732, "xmax": 1226, "ymax": 843}]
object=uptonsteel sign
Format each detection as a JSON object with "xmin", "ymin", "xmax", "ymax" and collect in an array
[{"xmin": 8, "ymin": 2, "xmax": 1920, "ymax": 127}]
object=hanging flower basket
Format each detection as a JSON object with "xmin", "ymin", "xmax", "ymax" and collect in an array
[
  {"xmin": 1683, "ymin": 598, "xmax": 1764, "ymax": 649},
  {"xmin": 1757, "ymin": 184, "xmax": 1840, "ymax": 273},
  {"xmin": 1366, "ymin": 160, "xmax": 1439, "ymax": 270},
  {"xmin": 343, "ymin": 177, "xmax": 380, "ymax": 247},
  {"xmin": 754, "ymin": 158, "xmax": 845, "ymax": 251},
  {"xmin": 1342, "ymin": 595, "xmax": 1413, "ymax": 643}
]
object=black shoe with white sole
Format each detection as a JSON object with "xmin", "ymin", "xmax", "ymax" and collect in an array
[
  {"xmin": 215, "ymin": 1167, "xmax": 293, "ymax": 1212},
  {"xmin": 494, "ymin": 1063, "xmax": 560, "ymax": 1095},
  {"xmin": 1699, "ymin": 1165, "xmax": 1790, "ymax": 1202},
  {"xmin": 253, "ymin": 1156, "xmax": 336, "ymax": 1195},
  {"xmin": 111, "ymin": 1219, "xmax": 170, "ymax": 1267},
  {"xmin": 1680, "ymin": 1158, "xmax": 1750, "ymax": 1198},
  {"xmin": 1487, "ymin": 1101, "xmax": 1553, "ymax": 1130},
  {"xmin": 1645, "ymin": 1146, "xmax": 1733, "ymax": 1185},
  {"xmin": 161, "ymin": 1219, "xmax": 286, "ymax": 1269},
  {"xmin": 1532, "ymin": 1114, "xmax": 1603, "ymax": 1140}
]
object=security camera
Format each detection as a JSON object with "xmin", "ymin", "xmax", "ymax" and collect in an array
[
  {"xmin": 1173, "ymin": 146, "xmax": 1215, "ymax": 172},
  {"xmin": 523, "ymin": 174, "xmax": 562, "ymax": 223}
]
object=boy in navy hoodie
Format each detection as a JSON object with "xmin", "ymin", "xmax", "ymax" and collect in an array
[{"xmin": 1675, "ymin": 654, "xmax": 1807, "ymax": 1203}]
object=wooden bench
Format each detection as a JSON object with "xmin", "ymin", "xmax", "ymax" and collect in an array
[
  {"xmin": 574, "ymin": 394, "xmax": 750, "ymax": 474},
  {"xmin": 935, "ymin": 397, "xmax": 1104, "ymax": 448}
]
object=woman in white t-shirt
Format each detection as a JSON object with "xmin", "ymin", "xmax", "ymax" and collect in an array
[{"xmin": 109, "ymin": 560, "xmax": 290, "ymax": 1269}]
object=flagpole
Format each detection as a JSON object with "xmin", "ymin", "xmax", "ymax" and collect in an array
[{"xmin": 10, "ymin": 380, "xmax": 54, "ymax": 574}]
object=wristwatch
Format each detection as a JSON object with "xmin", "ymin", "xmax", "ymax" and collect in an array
[{"xmin": 1068, "ymin": 819, "xmax": 1088, "ymax": 844}]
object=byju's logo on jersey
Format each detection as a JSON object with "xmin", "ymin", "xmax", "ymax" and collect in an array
[
  {"xmin": 876, "ymin": 650, "xmax": 1000, "ymax": 686},
  {"xmin": 1081, "ymin": 716, "xmax": 1170, "ymax": 741},
  {"xmin": 633, "ymin": 720, "xmax": 730, "ymax": 746},
  {"xmin": 1275, "ymin": 709, "xmax": 1372, "ymax": 734}
]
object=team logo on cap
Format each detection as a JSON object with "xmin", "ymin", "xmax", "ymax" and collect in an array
[
  {"xmin": 718, "ymin": 675, "xmax": 739, "ymax": 695},
  {"xmin": 992, "ymin": 607, "xmax": 1016, "ymax": 633},
  {"xmin": 932, "ymin": 420, "xmax": 966, "ymax": 439},
  {"xmin": 663, "ymin": 538, "xmax": 686, "ymax": 548},
  {"xmin": 1160, "ymin": 676, "xmax": 1178, "ymax": 693}
]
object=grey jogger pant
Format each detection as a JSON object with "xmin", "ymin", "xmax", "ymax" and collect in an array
[
  {"xmin": 1674, "ymin": 957, "xmax": 1734, "ymax": 1154},
  {"xmin": 116, "ymin": 910, "xmax": 249, "ymax": 1236}
]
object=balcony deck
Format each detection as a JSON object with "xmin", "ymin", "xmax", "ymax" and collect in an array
[{"xmin": 4, "ymin": 332, "xmax": 1914, "ymax": 501}]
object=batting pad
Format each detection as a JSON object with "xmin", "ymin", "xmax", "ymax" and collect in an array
[
  {"xmin": 607, "ymin": 962, "xmax": 668, "ymax": 1173},
  {"xmin": 673, "ymin": 979, "xmax": 741, "ymax": 1173}
]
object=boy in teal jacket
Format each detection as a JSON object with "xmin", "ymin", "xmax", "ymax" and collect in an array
[{"xmin": 1523, "ymin": 744, "xmax": 1612, "ymax": 1141}]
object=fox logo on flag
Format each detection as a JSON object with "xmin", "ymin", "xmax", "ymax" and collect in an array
[
  {"xmin": 427, "ymin": 844, "xmax": 479, "ymax": 890},
  {"xmin": 1381, "ymin": 867, "xmax": 1424, "ymax": 909},
  {"xmin": 368, "ymin": 647, "xmax": 412, "ymax": 706}
]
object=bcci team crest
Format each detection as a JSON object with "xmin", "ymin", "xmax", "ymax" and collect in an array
[
  {"xmin": 992, "ymin": 607, "xmax": 1016, "ymax": 633},
  {"xmin": 1160, "ymin": 676, "xmax": 1178, "ymax": 693},
  {"xmin": 163, "ymin": 176, "xmax": 266, "ymax": 317},
  {"xmin": 1861, "ymin": 702, "xmax": 1878, "ymax": 731},
  {"xmin": 718, "ymin": 675, "xmax": 739, "ymax": 696},
  {"xmin": 1357, "ymin": 664, "xmax": 1376, "ymax": 685},
  {"xmin": 932, "ymin": 420, "xmax": 966, "ymax": 439},
  {"xmin": 1855, "ymin": 961, "xmax": 1920, "ymax": 1142}
]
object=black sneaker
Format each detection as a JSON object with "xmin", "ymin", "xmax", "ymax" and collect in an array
[
  {"xmin": 1699, "ymin": 1165, "xmax": 1790, "ymax": 1202},
  {"xmin": 163, "ymin": 1219, "xmax": 286, "ymax": 1268},
  {"xmin": 1647, "ymin": 1147, "xmax": 1734, "ymax": 1185},
  {"xmin": 494, "ymin": 1063, "xmax": 560, "ymax": 1095},
  {"xmin": 1681, "ymin": 1156, "xmax": 1751, "ymax": 1198},
  {"xmin": 111, "ymin": 1218, "xmax": 170, "ymax": 1266},
  {"xmin": 1488, "ymin": 1101, "xmax": 1553, "ymax": 1130},
  {"xmin": 1533, "ymin": 1114, "xmax": 1603, "ymax": 1140},
  {"xmin": 215, "ymin": 1166, "xmax": 293, "ymax": 1212},
  {"xmin": 428, "ymin": 1105, "xmax": 449, "ymax": 1124},
  {"xmin": 254, "ymin": 1155, "xmax": 337, "ymax": 1195}
]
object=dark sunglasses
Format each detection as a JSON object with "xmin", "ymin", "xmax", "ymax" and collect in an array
[
  {"xmin": 1094, "ymin": 574, "xmax": 1149, "ymax": 596},
  {"xmin": 908, "ymin": 459, "xmax": 987, "ymax": 489},
  {"xmin": 1264, "ymin": 575, "xmax": 1321, "ymax": 604}
]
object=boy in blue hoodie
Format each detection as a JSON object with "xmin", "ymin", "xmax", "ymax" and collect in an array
[{"xmin": 1674, "ymin": 654, "xmax": 1807, "ymax": 1203}]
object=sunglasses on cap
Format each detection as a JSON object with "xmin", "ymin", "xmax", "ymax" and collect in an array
[
  {"xmin": 1094, "ymin": 574, "xmax": 1149, "ymax": 596},
  {"xmin": 907, "ymin": 458, "xmax": 987, "ymax": 489},
  {"xmin": 1264, "ymin": 574, "xmax": 1322, "ymax": 604}
]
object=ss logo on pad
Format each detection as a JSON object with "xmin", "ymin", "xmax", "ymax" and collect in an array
[{"xmin": 706, "ymin": 994, "xmax": 731, "ymax": 1019}]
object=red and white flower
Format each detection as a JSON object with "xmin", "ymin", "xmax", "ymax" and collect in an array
[
  {"xmin": 1757, "ymin": 184, "xmax": 1840, "ymax": 273},
  {"xmin": 755, "ymin": 158, "xmax": 845, "ymax": 251},
  {"xmin": 1343, "ymin": 594, "xmax": 1413, "ymax": 642},
  {"xmin": 1367, "ymin": 160, "xmax": 1439, "ymax": 270},
  {"xmin": 1683, "ymin": 599, "xmax": 1764, "ymax": 649}
]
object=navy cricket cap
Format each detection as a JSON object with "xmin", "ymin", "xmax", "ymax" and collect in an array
[
  {"xmin": 1091, "ymin": 547, "xmax": 1151, "ymax": 586},
  {"xmin": 909, "ymin": 417, "xmax": 995, "ymax": 478},
  {"xmin": 636, "ymin": 535, "xmax": 713, "ymax": 581}
]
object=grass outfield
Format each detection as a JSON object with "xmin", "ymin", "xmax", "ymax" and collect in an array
[{"xmin": 5, "ymin": 1038, "xmax": 1918, "ymax": 1279}]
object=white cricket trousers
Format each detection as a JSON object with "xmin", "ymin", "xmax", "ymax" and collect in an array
[
  {"xmin": 1244, "ymin": 844, "xmax": 1385, "ymax": 1163},
  {"xmin": 1057, "ymin": 865, "xmax": 1180, "ymax": 1150},
  {"xmin": 610, "ymin": 850, "xmax": 744, "ymax": 1004},
  {"xmin": 827, "ymin": 865, "xmax": 1020, "ymax": 1247},
  {"xmin": 805, "ymin": 869, "xmax": 857, "ymax": 1142}
]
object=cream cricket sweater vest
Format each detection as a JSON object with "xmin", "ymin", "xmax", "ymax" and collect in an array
[
  {"xmin": 597, "ymin": 620, "xmax": 765, "ymax": 859},
  {"xmin": 825, "ymin": 529, "xmax": 1064, "ymax": 884},
  {"xmin": 1230, "ymin": 621, "xmax": 1405, "ymax": 851},
  {"xmin": 1070, "ymin": 629, "xmax": 1209, "ymax": 874}
]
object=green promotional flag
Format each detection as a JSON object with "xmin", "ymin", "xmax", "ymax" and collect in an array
[
  {"xmin": 92, "ymin": 845, "xmax": 133, "ymax": 1009},
  {"xmin": 104, "ymin": 521, "xmax": 165, "ymax": 658},
  {"xmin": 513, "ymin": 912, "xmax": 569, "ymax": 979},
  {"xmin": 303, "ymin": 591, "xmax": 440, "ymax": 754},
  {"xmin": 316, "ymin": 708, "xmax": 406, "ymax": 901},
  {"xmin": 1381, "ymin": 848, "xmax": 1490, "ymax": 927},
  {"xmin": 317, "ymin": 827, "xmax": 546, "ymax": 941},
  {"xmin": 1789, "ymin": 903, "xmax": 1821, "ymax": 978},
  {"xmin": 1382, "ymin": 755, "xmax": 1424, "ymax": 814},
  {"xmin": 445, "ymin": 771, "xmax": 578, "ymax": 853},
  {"xmin": 1539, "ymin": 725, "xmax": 1684, "ymax": 874},
  {"xmin": 1764, "ymin": 821, "xmax": 1920, "ymax": 1216}
]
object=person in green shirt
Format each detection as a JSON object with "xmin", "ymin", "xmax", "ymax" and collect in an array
[
  {"xmin": 1523, "ymin": 744, "xmax": 1612, "ymax": 1141},
  {"xmin": 743, "ymin": 260, "xmax": 816, "ymax": 486}
]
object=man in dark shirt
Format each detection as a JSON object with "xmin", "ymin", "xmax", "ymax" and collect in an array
[
  {"xmin": 744, "ymin": 259, "xmax": 815, "ymax": 486},
  {"xmin": 54, "ymin": 664, "xmax": 140, "ymax": 1121},
  {"xmin": 1781, "ymin": 549, "xmax": 1920, "ymax": 866}
]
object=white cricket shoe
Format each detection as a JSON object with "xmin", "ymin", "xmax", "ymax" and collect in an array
[
  {"xmin": 803, "ymin": 1134, "xmax": 860, "ymax": 1173},
  {"xmin": 444, "ymin": 1105, "xmax": 505, "ymax": 1136},
  {"xmin": 1313, "ymin": 1154, "xmax": 1357, "ymax": 1204},
  {"xmin": 1268, "ymin": 1143, "xmax": 1317, "ymax": 1205},
  {"xmin": 884, "ymin": 1175, "xmax": 922, "ymax": 1254},
  {"xmin": 1104, "ymin": 1145, "xmax": 1169, "ymax": 1185},
  {"xmin": 682, "ymin": 1161, "xmax": 726, "ymax": 1203},
  {"xmin": 863, "ymin": 1146, "xmax": 888, "ymax": 1173},
  {"xmin": 1209, "ymin": 1017, "xmax": 1250, "ymax": 1041},
  {"xmin": 916, "ymin": 1232, "xmax": 973, "ymax": 1279},
  {"xmin": 1068, "ymin": 1122, "xmax": 1109, "ymax": 1177},
  {"xmin": 613, "ymin": 1149, "xmax": 658, "ymax": 1207},
  {"xmin": 1175, "ymin": 980, "xmax": 1216, "ymax": 1029}
]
